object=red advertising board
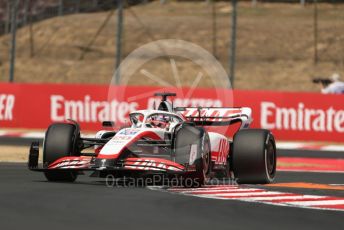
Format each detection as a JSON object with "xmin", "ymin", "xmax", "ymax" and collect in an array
[
  {"xmin": 0, "ymin": 83, "xmax": 343, "ymax": 142},
  {"xmin": 234, "ymin": 90, "xmax": 344, "ymax": 142}
]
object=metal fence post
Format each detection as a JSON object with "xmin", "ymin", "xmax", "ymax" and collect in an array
[
  {"xmin": 229, "ymin": 0, "xmax": 237, "ymax": 88},
  {"xmin": 58, "ymin": 0, "xmax": 64, "ymax": 16},
  {"xmin": 93, "ymin": 0, "xmax": 98, "ymax": 8},
  {"xmin": 115, "ymin": 0, "xmax": 124, "ymax": 85},
  {"xmin": 212, "ymin": 0, "xmax": 217, "ymax": 58},
  {"xmin": 23, "ymin": 0, "xmax": 30, "ymax": 26},
  {"xmin": 29, "ymin": 0, "xmax": 35, "ymax": 58},
  {"xmin": 301, "ymin": 0, "xmax": 305, "ymax": 7},
  {"xmin": 9, "ymin": 0, "xmax": 19, "ymax": 83},
  {"xmin": 75, "ymin": 0, "xmax": 80, "ymax": 13},
  {"xmin": 313, "ymin": 0, "xmax": 318, "ymax": 65},
  {"xmin": 5, "ymin": 1, "xmax": 11, "ymax": 34}
]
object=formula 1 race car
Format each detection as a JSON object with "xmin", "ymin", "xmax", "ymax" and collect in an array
[{"xmin": 28, "ymin": 92, "xmax": 276, "ymax": 187}]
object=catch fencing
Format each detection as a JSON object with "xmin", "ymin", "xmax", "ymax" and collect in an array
[{"xmin": 0, "ymin": 0, "xmax": 343, "ymax": 91}]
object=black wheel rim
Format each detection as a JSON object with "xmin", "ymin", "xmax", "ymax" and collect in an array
[
  {"xmin": 202, "ymin": 139, "xmax": 211, "ymax": 175},
  {"xmin": 266, "ymin": 140, "xmax": 275, "ymax": 176}
]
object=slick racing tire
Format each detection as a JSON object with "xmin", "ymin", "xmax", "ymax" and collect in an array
[
  {"xmin": 43, "ymin": 123, "xmax": 80, "ymax": 182},
  {"xmin": 231, "ymin": 129, "xmax": 276, "ymax": 184},
  {"xmin": 174, "ymin": 124, "xmax": 211, "ymax": 187}
]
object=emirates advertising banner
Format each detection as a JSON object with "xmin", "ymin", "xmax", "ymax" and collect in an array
[{"xmin": 0, "ymin": 82, "xmax": 343, "ymax": 142}]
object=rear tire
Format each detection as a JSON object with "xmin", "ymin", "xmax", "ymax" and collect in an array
[
  {"xmin": 43, "ymin": 123, "xmax": 80, "ymax": 182},
  {"xmin": 231, "ymin": 129, "xmax": 276, "ymax": 184}
]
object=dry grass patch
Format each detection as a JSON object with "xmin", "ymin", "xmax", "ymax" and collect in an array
[{"xmin": 0, "ymin": 1, "xmax": 343, "ymax": 91}]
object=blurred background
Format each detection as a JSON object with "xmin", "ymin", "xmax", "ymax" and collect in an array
[{"xmin": 0, "ymin": 0, "xmax": 343, "ymax": 91}]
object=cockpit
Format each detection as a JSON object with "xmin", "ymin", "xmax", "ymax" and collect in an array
[{"xmin": 129, "ymin": 111, "xmax": 183, "ymax": 131}]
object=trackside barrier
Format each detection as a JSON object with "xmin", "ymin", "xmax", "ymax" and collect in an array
[{"xmin": 0, "ymin": 83, "xmax": 343, "ymax": 142}]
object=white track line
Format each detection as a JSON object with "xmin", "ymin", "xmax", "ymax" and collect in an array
[
  {"xmin": 240, "ymin": 195, "xmax": 320, "ymax": 201},
  {"xmin": 322, "ymin": 145, "xmax": 344, "ymax": 152},
  {"xmin": 276, "ymin": 142, "xmax": 344, "ymax": 152},
  {"xmin": 175, "ymin": 188, "xmax": 260, "ymax": 194},
  {"xmin": 284, "ymin": 199, "xmax": 344, "ymax": 206},
  {"xmin": 0, "ymin": 131, "xmax": 7, "ymax": 135},
  {"xmin": 162, "ymin": 186, "xmax": 344, "ymax": 212},
  {"xmin": 22, "ymin": 132, "xmax": 45, "ymax": 138},
  {"xmin": 195, "ymin": 191, "xmax": 284, "ymax": 197},
  {"xmin": 278, "ymin": 169, "xmax": 344, "ymax": 174},
  {"xmin": 168, "ymin": 186, "xmax": 239, "ymax": 192}
]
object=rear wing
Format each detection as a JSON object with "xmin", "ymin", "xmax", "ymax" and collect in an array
[{"xmin": 176, "ymin": 107, "xmax": 252, "ymax": 129}]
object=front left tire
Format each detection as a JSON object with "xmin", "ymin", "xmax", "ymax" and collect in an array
[{"xmin": 43, "ymin": 123, "xmax": 80, "ymax": 182}]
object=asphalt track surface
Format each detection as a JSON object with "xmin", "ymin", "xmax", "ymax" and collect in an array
[
  {"xmin": 1, "ymin": 159, "xmax": 343, "ymax": 230},
  {"xmin": 1, "ymin": 136, "xmax": 343, "ymax": 229}
]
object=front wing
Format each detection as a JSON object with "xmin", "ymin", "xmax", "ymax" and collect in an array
[{"xmin": 28, "ymin": 142, "xmax": 193, "ymax": 176}]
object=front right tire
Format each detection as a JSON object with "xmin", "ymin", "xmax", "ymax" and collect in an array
[{"xmin": 174, "ymin": 124, "xmax": 211, "ymax": 187}]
